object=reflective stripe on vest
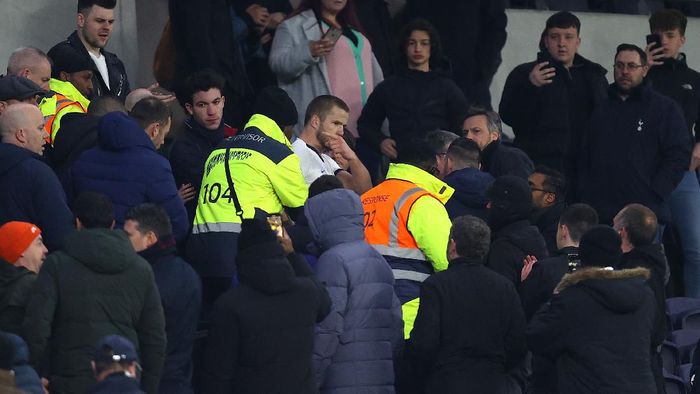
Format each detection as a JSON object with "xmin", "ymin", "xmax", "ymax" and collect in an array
[
  {"xmin": 362, "ymin": 179, "xmax": 429, "ymax": 262},
  {"xmin": 43, "ymin": 95, "xmax": 86, "ymax": 145},
  {"xmin": 392, "ymin": 269, "xmax": 430, "ymax": 282},
  {"xmin": 192, "ymin": 222, "xmax": 242, "ymax": 234}
]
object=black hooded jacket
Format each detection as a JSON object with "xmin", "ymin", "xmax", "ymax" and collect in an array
[
  {"xmin": 202, "ymin": 238, "xmax": 331, "ymax": 394},
  {"xmin": 0, "ymin": 262, "xmax": 35, "ymax": 335},
  {"xmin": 486, "ymin": 219, "xmax": 548, "ymax": 286},
  {"xmin": 481, "ymin": 140, "xmax": 534, "ymax": 180},
  {"xmin": 528, "ymin": 267, "xmax": 657, "ymax": 394},
  {"xmin": 0, "ymin": 143, "xmax": 74, "ymax": 251},
  {"xmin": 48, "ymin": 112, "xmax": 100, "ymax": 183}
]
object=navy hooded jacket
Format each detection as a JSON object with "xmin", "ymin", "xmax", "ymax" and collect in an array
[
  {"xmin": 69, "ymin": 112, "xmax": 188, "ymax": 240},
  {"xmin": 0, "ymin": 143, "xmax": 73, "ymax": 251},
  {"xmin": 444, "ymin": 167, "xmax": 494, "ymax": 221}
]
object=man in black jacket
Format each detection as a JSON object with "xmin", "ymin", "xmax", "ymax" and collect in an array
[
  {"xmin": 528, "ymin": 225, "xmax": 657, "ymax": 394},
  {"xmin": 169, "ymin": 71, "xmax": 231, "ymax": 225},
  {"xmin": 202, "ymin": 218, "xmax": 330, "ymax": 394},
  {"xmin": 50, "ymin": 0, "xmax": 130, "ymax": 101},
  {"xmin": 646, "ymin": 9, "xmax": 700, "ymax": 298},
  {"xmin": 22, "ymin": 192, "xmax": 166, "ymax": 394},
  {"xmin": 463, "ymin": 107, "xmax": 534, "ymax": 179},
  {"xmin": 124, "ymin": 204, "xmax": 201, "ymax": 394},
  {"xmin": 357, "ymin": 19, "xmax": 467, "ymax": 161},
  {"xmin": 408, "ymin": 215, "xmax": 527, "ymax": 394},
  {"xmin": 580, "ymin": 44, "xmax": 690, "ymax": 225},
  {"xmin": 485, "ymin": 175, "xmax": 548, "ymax": 286},
  {"xmin": 613, "ymin": 203, "xmax": 668, "ymax": 393},
  {"xmin": 500, "ymin": 11, "xmax": 608, "ymax": 196}
]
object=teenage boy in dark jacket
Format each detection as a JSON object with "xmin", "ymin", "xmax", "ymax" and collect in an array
[
  {"xmin": 358, "ymin": 18, "xmax": 467, "ymax": 160},
  {"xmin": 202, "ymin": 218, "xmax": 331, "ymax": 394},
  {"xmin": 579, "ymin": 44, "xmax": 690, "ymax": 225},
  {"xmin": 22, "ymin": 192, "xmax": 166, "ymax": 394},
  {"xmin": 528, "ymin": 226, "xmax": 657, "ymax": 394},
  {"xmin": 124, "ymin": 204, "xmax": 202, "ymax": 394},
  {"xmin": 646, "ymin": 9, "xmax": 700, "ymax": 298},
  {"xmin": 408, "ymin": 215, "xmax": 527, "ymax": 394},
  {"xmin": 500, "ymin": 11, "xmax": 608, "ymax": 196}
]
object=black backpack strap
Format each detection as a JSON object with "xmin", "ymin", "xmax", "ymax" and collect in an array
[{"xmin": 224, "ymin": 147, "xmax": 244, "ymax": 220}]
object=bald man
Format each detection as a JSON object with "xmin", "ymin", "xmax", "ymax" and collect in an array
[
  {"xmin": 6, "ymin": 47, "xmax": 52, "ymax": 91},
  {"xmin": 0, "ymin": 104, "xmax": 74, "ymax": 250},
  {"xmin": 124, "ymin": 88, "xmax": 153, "ymax": 112}
]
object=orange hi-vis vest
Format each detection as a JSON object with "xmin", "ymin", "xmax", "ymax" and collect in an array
[
  {"xmin": 43, "ymin": 94, "xmax": 86, "ymax": 145},
  {"xmin": 361, "ymin": 179, "xmax": 433, "ymax": 279}
]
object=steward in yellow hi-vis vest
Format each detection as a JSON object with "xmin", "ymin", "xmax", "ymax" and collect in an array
[
  {"xmin": 362, "ymin": 144, "xmax": 453, "ymax": 339},
  {"xmin": 186, "ymin": 87, "xmax": 307, "ymax": 310},
  {"xmin": 39, "ymin": 78, "xmax": 89, "ymax": 145}
]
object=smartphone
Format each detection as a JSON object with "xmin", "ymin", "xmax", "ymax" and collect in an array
[
  {"xmin": 646, "ymin": 33, "xmax": 661, "ymax": 49},
  {"xmin": 267, "ymin": 215, "xmax": 284, "ymax": 237},
  {"xmin": 322, "ymin": 27, "xmax": 343, "ymax": 44}
]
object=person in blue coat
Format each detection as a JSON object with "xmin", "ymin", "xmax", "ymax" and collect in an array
[
  {"xmin": 305, "ymin": 186, "xmax": 403, "ymax": 393},
  {"xmin": 68, "ymin": 98, "xmax": 188, "ymax": 241},
  {"xmin": 0, "ymin": 331, "xmax": 43, "ymax": 394},
  {"xmin": 123, "ymin": 203, "xmax": 202, "ymax": 394}
]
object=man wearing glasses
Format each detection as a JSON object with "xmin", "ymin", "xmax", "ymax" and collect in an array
[{"xmin": 579, "ymin": 44, "xmax": 690, "ymax": 226}]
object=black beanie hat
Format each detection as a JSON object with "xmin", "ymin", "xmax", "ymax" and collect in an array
[
  {"xmin": 48, "ymin": 44, "xmax": 94, "ymax": 78},
  {"xmin": 578, "ymin": 225, "xmax": 622, "ymax": 267},
  {"xmin": 237, "ymin": 217, "xmax": 280, "ymax": 253},
  {"xmin": 254, "ymin": 86, "xmax": 298, "ymax": 128}
]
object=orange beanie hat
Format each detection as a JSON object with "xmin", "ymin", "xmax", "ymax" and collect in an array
[{"xmin": 0, "ymin": 221, "xmax": 42, "ymax": 264}]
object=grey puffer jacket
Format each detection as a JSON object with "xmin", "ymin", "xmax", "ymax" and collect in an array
[{"xmin": 305, "ymin": 189, "xmax": 403, "ymax": 394}]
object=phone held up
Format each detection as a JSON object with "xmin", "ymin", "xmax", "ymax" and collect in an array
[
  {"xmin": 646, "ymin": 33, "xmax": 661, "ymax": 49},
  {"xmin": 322, "ymin": 27, "xmax": 343, "ymax": 44}
]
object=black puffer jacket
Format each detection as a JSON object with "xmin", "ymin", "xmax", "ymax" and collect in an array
[
  {"xmin": 202, "ymin": 232, "xmax": 331, "ymax": 394},
  {"xmin": 528, "ymin": 267, "xmax": 657, "ymax": 394},
  {"xmin": 22, "ymin": 229, "xmax": 166, "ymax": 394},
  {"xmin": 0, "ymin": 262, "xmax": 35, "ymax": 336}
]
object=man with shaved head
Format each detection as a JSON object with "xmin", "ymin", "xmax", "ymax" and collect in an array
[
  {"xmin": 6, "ymin": 47, "xmax": 52, "ymax": 92},
  {"xmin": 0, "ymin": 104, "xmax": 74, "ymax": 250},
  {"xmin": 124, "ymin": 88, "xmax": 153, "ymax": 111}
]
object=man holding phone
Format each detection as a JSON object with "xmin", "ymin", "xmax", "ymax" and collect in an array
[
  {"xmin": 645, "ymin": 9, "xmax": 700, "ymax": 298},
  {"xmin": 500, "ymin": 11, "xmax": 608, "ymax": 201}
]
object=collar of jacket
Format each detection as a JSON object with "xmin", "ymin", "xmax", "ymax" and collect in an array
[
  {"xmin": 608, "ymin": 79, "xmax": 650, "ymax": 101},
  {"xmin": 554, "ymin": 266, "xmax": 650, "ymax": 293},
  {"xmin": 537, "ymin": 51, "xmax": 607, "ymax": 75},
  {"xmin": 48, "ymin": 78, "xmax": 90, "ymax": 109},
  {"xmin": 448, "ymin": 256, "xmax": 483, "ymax": 267},
  {"xmin": 662, "ymin": 53, "xmax": 689, "ymax": 70},
  {"xmin": 386, "ymin": 163, "xmax": 454, "ymax": 204},
  {"xmin": 185, "ymin": 116, "xmax": 226, "ymax": 147},
  {"xmin": 480, "ymin": 139, "xmax": 501, "ymax": 170},
  {"xmin": 138, "ymin": 235, "xmax": 177, "ymax": 264},
  {"xmin": 244, "ymin": 114, "xmax": 292, "ymax": 149}
]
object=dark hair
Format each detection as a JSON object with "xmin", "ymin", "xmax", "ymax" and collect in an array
[
  {"xmin": 546, "ymin": 11, "xmax": 581, "ymax": 34},
  {"xmin": 616, "ymin": 43, "xmax": 647, "ymax": 66},
  {"xmin": 88, "ymin": 96, "xmax": 126, "ymax": 116},
  {"xmin": 73, "ymin": 192, "xmax": 114, "ymax": 229},
  {"xmin": 292, "ymin": 0, "xmax": 364, "ymax": 34},
  {"xmin": 426, "ymin": 130, "xmax": 458, "ymax": 155},
  {"xmin": 177, "ymin": 70, "xmax": 225, "ymax": 108},
  {"xmin": 464, "ymin": 106, "xmax": 503, "ymax": 136},
  {"xmin": 533, "ymin": 165, "xmax": 566, "ymax": 202},
  {"xmin": 450, "ymin": 215, "xmax": 491, "ymax": 261},
  {"xmin": 304, "ymin": 95, "xmax": 349, "ymax": 125},
  {"xmin": 309, "ymin": 175, "xmax": 343, "ymax": 198},
  {"xmin": 129, "ymin": 97, "xmax": 171, "ymax": 129},
  {"xmin": 447, "ymin": 137, "xmax": 481, "ymax": 168},
  {"xmin": 78, "ymin": 0, "xmax": 116, "ymax": 14},
  {"xmin": 559, "ymin": 203, "xmax": 599, "ymax": 243},
  {"xmin": 398, "ymin": 18, "xmax": 444, "ymax": 69},
  {"xmin": 396, "ymin": 136, "xmax": 437, "ymax": 172},
  {"xmin": 124, "ymin": 203, "xmax": 172, "ymax": 240},
  {"xmin": 650, "ymin": 9, "xmax": 687, "ymax": 36},
  {"xmin": 615, "ymin": 203, "xmax": 657, "ymax": 247}
]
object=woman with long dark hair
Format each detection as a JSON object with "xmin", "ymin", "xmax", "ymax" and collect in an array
[{"xmin": 269, "ymin": 0, "xmax": 383, "ymax": 138}]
